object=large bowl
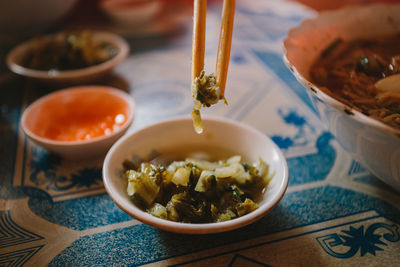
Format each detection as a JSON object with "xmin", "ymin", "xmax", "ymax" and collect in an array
[
  {"xmin": 103, "ymin": 117, "xmax": 289, "ymax": 234},
  {"xmin": 284, "ymin": 4, "xmax": 400, "ymax": 191}
]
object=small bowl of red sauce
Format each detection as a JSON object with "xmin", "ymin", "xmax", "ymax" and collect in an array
[{"xmin": 21, "ymin": 86, "xmax": 135, "ymax": 159}]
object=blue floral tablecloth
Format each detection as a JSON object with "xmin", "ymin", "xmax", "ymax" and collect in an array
[{"xmin": 1, "ymin": 0, "xmax": 399, "ymax": 266}]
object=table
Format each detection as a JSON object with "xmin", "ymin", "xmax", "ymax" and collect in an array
[{"xmin": 1, "ymin": 0, "xmax": 399, "ymax": 266}]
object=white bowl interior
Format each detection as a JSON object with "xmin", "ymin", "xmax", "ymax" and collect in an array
[{"xmin": 103, "ymin": 117, "xmax": 288, "ymax": 234}]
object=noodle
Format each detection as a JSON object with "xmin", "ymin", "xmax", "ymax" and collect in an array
[{"xmin": 310, "ymin": 35, "xmax": 400, "ymax": 128}]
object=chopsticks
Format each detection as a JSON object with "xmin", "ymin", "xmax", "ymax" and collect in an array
[
  {"xmin": 191, "ymin": 0, "xmax": 207, "ymax": 84},
  {"xmin": 215, "ymin": 0, "xmax": 235, "ymax": 99},
  {"xmin": 191, "ymin": 0, "xmax": 236, "ymax": 99}
]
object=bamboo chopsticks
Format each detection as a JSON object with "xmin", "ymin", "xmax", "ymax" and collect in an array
[
  {"xmin": 191, "ymin": 0, "xmax": 236, "ymax": 99},
  {"xmin": 215, "ymin": 0, "xmax": 235, "ymax": 99},
  {"xmin": 191, "ymin": 0, "xmax": 207, "ymax": 85},
  {"xmin": 190, "ymin": 0, "xmax": 207, "ymax": 134}
]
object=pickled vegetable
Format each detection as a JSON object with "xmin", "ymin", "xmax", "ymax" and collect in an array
[
  {"xmin": 23, "ymin": 31, "xmax": 117, "ymax": 71},
  {"xmin": 124, "ymin": 155, "xmax": 274, "ymax": 223},
  {"xmin": 191, "ymin": 71, "xmax": 221, "ymax": 133}
]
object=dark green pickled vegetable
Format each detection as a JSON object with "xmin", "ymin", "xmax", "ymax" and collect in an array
[
  {"xmin": 356, "ymin": 55, "xmax": 386, "ymax": 77},
  {"xmin": 192, "ymin": 71, "xmax": 220, "ymax": 108},
  {"xmin": 23, "ymin": 31, "xmax": 116, "ymax": 71},
  {"xmin": 124, "ymin": 155, "xmax": 274, "ymax": 223},
  {"xmin": 191, "ymin": 70, "xmax": 222, "ymax": 133}
]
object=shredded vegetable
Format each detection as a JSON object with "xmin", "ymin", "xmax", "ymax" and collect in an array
[{"xmin": 124, "ymin": 155, "xmax": 274, "ymax": 223}]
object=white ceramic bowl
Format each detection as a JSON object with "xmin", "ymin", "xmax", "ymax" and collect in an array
[
  {"xmin": 7, "ymin": 31, "xmax": 129, "ymax": 86},
  {"xmin": 21, "ymin": 86, "xmax": 135, "ymax": 160},
  {"xmin": 103, "ymin": 116, "xmax": 289, "ymax": 234},
  {"xmin": 283, "ymin": 4, "xmax": 400, "ymax": 191}
]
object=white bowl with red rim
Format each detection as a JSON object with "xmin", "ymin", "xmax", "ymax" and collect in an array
[{"xmin": 21, "ymin": 86, "xmax": 135, "ymax": 160}]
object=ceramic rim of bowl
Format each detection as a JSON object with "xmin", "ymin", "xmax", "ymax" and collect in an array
[
  {"xmin": 102, "ymin": 116, "xmax": 289, "ymax": 234},
  {"xmin": 21, "ymin": 85, "xmax": 135, "ymax": 147}
]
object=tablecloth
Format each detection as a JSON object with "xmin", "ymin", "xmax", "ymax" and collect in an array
[{"xmin": 1, "ymin": 0, "xmax": 399, "ymax": 266}]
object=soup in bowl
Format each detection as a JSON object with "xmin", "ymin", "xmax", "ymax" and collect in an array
[{"xmin": 284, "ymin": 4, "xmax": 400, "ymax": 191}]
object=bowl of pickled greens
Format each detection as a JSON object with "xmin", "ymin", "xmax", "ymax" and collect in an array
[
  {"xmin": 6, "ymin": 30, "xmax": 129, "ymax": 85},
  {"xmin": 103, "ymin": 116, "xmax": 288, "ymax": 234}
]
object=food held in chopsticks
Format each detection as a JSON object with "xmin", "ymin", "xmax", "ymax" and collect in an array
[
  {"xmin": 191, "ymin": 0, "xmax": 236, "ymax": 133},
  {"xmin": 191, "ymin": 71, "xmax": 221, "ymax": 132},
  {"xmin": 124, "ymin": 155, "xmax": 273, "ymax": 223}
]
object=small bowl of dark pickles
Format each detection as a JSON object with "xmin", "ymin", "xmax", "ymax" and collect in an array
[{"xmin": 7, "ymin": 30, "xmax": 129, "ymax": 86}]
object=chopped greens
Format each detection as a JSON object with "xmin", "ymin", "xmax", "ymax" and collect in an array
[
  {"xmin": 191, "ymin": 71, "xmax": 221, "ymax": 133},
  {"xmin": 192, "ymin": 71, "xmax": 220, "ymax": 107},
  {"xmin": 124, "ymin": 155, "xmax": 274, "ymax": 223},
  {"xmin": 23, "ymin": 31, "xmax": 116, "ymax": 71}
]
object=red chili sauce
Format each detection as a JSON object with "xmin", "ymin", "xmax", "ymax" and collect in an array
[{"xmin": 25, "ymin": 87, "xmax": 129, "ymax": 142}]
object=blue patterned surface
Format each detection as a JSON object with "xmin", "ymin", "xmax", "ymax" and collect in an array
[
  {"xmin": 317, "ymin": 222, "xmax": 400, "ymax": 258},
  {"xmin": 253, "ymin": 50, "xmax": 317, "ymax": 114},
  {"xmin": 47, "ymin": 186, "xmax": 400, "ymax": 266},
  {"xmin": 1, "ymin": 1, "xmax": 400, "ymax": 266}
]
